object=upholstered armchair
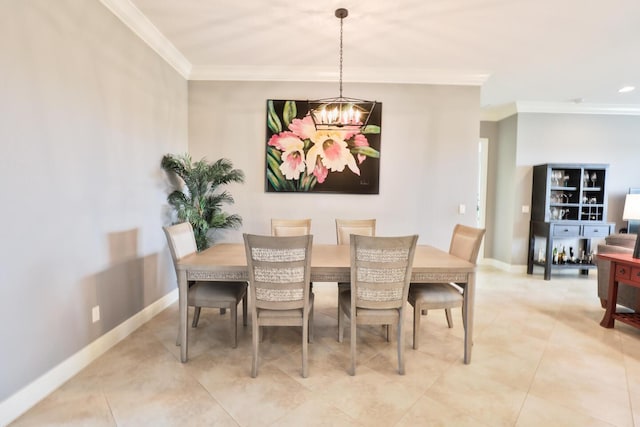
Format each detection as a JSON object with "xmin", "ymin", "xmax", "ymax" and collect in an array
[{"xmin": 596, "ymin": 233, "xmax": 640, "ymax": 312}]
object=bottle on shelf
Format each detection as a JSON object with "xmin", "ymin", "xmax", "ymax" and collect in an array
[{"xmin": 552, "ymin": 246, "xmax": 558, "ymax": 264}]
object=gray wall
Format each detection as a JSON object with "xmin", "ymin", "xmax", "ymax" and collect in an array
[
  {"xmin": 188, "ymin": 81, "xmax": 482, "ymax": 249},
  {"xmin": 484, "ymin": 113, "xmax": 640, "ymax": 265},
  {"xmin": 0, "ymin": 1, "xmax": 188, "ymax": 401}
]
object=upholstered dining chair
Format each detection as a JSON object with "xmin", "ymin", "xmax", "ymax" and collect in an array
[
  {"xmin": 271, "ymin": 218, "xmax": 311, "ymax": 237},
  {"xmin": 338, "ymin": 234, "xmax": 418, "ymax": 375},
  {"xmin": 243, "ymin": 233, "xmax": 314, "ymax": 378},
  {"xmin": 163, "ymin": 222, "xmax": 247, "ymax": 348},
  {"xmin": 408, "ymin": 224, "xmax": 485, "ymax": 350}
]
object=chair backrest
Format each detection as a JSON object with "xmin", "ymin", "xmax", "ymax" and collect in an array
[
  {"xmin": 335, "ymin": 219, "xmax": 376, "ymax": 245},
  {"xmin": 350, "ymin": 235, "xmax": 418, "ymax": 310},
  {"xmin": 163, "ymin": 222, "xmax": 198, "ymax": 270},
  {"xmin": 448, "ymin": 224, "xmax": 486, "ymax": 264},
  {"xmin": 271, "ymin": 218, "xmax": 312, "ymax": 237},
  {"xmin": 243, "ymin": 234, "xmax": 313, "ymax": 310}
]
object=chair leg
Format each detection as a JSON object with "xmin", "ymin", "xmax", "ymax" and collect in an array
[
  {"xmin": 251, "ymin": 318, "xmax": 259, "ymax": 378},
  {"xmin": 338, "ymin": 303, "xmax": 344, "ymax": 343},
  {"xmin": 242, "ymin": 294, "xmax": 248, "ymax": 326},
  {"xmin": 349, "ymin": 316, "xmax": 357, "ymax": 376},
  {"xmin": 398, "ymin": 312, "xmax": 405, "ymax": 375},
  {"xmin": 413, "ymin": 302, "xmax": 420, "ymax": 350},
  {"xmin": 385, "ymin": 325, "xmax": 390, "ymax": 342},
  {"xmin": 231, "ymin": 304, "xmax": 238, "ymax": 349},
  {"xmin": 192, "ymin": 307, "xmax": 201, "ymax": 327},
  {"xmin": 308, "ymin": 294, "xmax": 314, "ymax": 343},
  {"xmin": 445, "ymin": 308, "xmax": 453, "ymax": 328},
  {"xmin": 302, "ymin": 315, "xmax": 309, "ymax": 378}
]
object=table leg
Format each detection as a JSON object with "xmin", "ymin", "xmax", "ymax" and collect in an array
[
  {"xmin": 178, "ymin": 270, "xmax": 188, "ymax": 362},
  {"xmin": 600, "ymin": 264, "xmax": 618, "ymax": 328},
  {"xmin": 463, "ymin": 273, "xmax": 475, "ymax": 364}
]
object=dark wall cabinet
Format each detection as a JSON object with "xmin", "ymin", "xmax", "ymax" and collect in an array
[{"xmin": 527, "ymin": 163, "xmax": 614, "ymax": 280}]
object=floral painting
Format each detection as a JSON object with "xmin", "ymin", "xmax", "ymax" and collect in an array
[{"xmin": 265, "ymin": 99, "xmax": 381, "ymax": 194}]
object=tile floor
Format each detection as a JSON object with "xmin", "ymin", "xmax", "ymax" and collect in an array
[{"xmin": 11, "ymin": 267, "xmax": 640, "ymax": 426}]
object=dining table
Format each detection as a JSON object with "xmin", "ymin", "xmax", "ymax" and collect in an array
[{"xmin": 175, "ymin": 243, "xmax": 477, "ymax": 364}]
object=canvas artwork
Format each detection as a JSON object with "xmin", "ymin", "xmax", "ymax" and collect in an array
[{"xmin": 265, "ymin": 99, "xmax": 382, "ymax": 194}]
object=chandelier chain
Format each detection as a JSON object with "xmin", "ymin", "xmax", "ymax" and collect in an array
[{"xmin": 339, "ymin": 14, "xmax": 343, "ymax": 98}]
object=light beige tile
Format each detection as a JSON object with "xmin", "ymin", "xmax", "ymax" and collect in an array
[
  {"xmin": 528, "ymin": 356, "xmax": 633, "ymax": 427},
  {"xmin": 516, "ymin": 394, "xmax": 617, "ymax": 427},
  {"xmin": 11, "ymin": 391, "xmax": 114, "ymax": 427},
  {"xmin": 10, "ymin": 269, "xmax": 638, "ymax": 427},
  {"xmin": 269, "ymin": 398, "xmax": 361, "ymax": 427},
  {"xmin": 195, "ymin": 362, "xmax": 312, "ymax": 427},
  {"xmin": 396, "ymin": 394, "xmax": 492, "ymax": 427},
  {"xmin": 315, "ymin": 365, "xmax": 424, "ymax": 426},
  {"xmin": 424, "ymin": 364, "xmax": 528, "ymax": 427}
]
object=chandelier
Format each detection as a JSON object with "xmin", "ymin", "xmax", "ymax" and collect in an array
[{"xmin": 308, "ymin": 8, "xmax": 377, "ymax": 132}]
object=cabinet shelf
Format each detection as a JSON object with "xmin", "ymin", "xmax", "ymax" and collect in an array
[
  {"xmin": 551, "ymin": 186, "xmax": 577, "ymax": 191},
  {"xmin": 528, "ymin": 163, "xmax": 613, "ymax": 280}
]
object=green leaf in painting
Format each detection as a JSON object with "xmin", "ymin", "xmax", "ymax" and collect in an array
[
  {"xmin": 351, "ymin": 146, "xmax": 380, "ymax": 158},
  {"xmin": 267, "ymin": 170, "xmax": 282, "ymax": 191},
  {"xmin": 283, "ymin": 101, "xmax": 297, "ymax": 128},
  {"xmin": 267, "ymin": 154, "xmax": 285, "ymax": 182},
  {"xmin": 361, "ymin": 125, "xmax": 381, "ymax": 134},
  {"xmin": 267, "ymin": 100, "xmax": 282, "ymax": 134}
]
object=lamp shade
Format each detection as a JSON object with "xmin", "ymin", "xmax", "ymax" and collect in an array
[{"xmin": 622, "ymin": 194, "xmax": 640, "ymax": 220}]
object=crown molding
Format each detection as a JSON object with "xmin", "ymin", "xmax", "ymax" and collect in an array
[
  {"xmin": 99, "ymin": 0, "xmax": 191, "ymax": 78},
  {"xmin": 515, "ymin": 101, "xmax": 640, "ymax": 116},
  {"xmin": 481, "ymin": 101, "xmax": 640, "ymax": 121},
  {"xmin": 480, "ymin": 103, "xmax": 517, "ymax": 121},
  {"xmin": 189, "ymin": 65, "xmax": 489, "ymax": 86}
]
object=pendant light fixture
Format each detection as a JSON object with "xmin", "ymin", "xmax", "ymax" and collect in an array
[{"xmin": 308, "ymin": 8, "xmax": 377, "ymax": 131}]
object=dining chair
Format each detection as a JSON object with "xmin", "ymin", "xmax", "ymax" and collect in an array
[
  {"xmin": 408, "ymin": 224, "xmax": 485, "ymax": 350},
  {"xmin": 272, "ymin": 218, "xmax": 314, "ymax": 320},
  {"xmin": 163, "ymin": 222, "xmax": 247, "ymax": 349},
  {"xmin": 336, "ymin": 219, "xmax": 376, "ymax": 291},
  {"xmin": 335, "ymin": 219, "xmax": 377, "ymax": 332},
  {"xmin": 271, "ymin": 218, "xmax": 311, "ymax": 237},
  {"xmin": 243, "ymin": 233, "xmax": 314, "ymax": 378},
  {"xmin": 338, "ymin": 234, "xmax": 418, "ymax": 375}
]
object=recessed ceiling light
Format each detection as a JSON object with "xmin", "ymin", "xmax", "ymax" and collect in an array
[{"xmin": 618, "ymin": 86, "xmax": 635, "ymax": 93}]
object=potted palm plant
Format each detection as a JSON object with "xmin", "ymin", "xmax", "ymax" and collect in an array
[{"xmin": 161, "ymin": 153, "xmax": 245, "ymax": 250}]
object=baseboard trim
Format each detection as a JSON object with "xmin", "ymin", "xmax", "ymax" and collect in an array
[
  {"xmin": 480, "ymin": 258, "xmax": 527, "ymax": 273},
  {"xmin": 0, "ymin": 289, "xmax": 178, "ymax": 426}
]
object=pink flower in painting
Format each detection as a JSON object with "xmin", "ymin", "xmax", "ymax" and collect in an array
[
  {"xmin": 312, "ymin": 158, "xmax": 329, "ymax": 183},
  {"xmin": 306, "ymin": 131, "xmax": 360, "ymax": 176},
  {"xmin": 351, "ymin": 133, "xmax": 370, "ymax": 164},
  {"xmin": 268, "ymin": 132, "xmax": 306, "ymax": 180},
  {"xmin": 288, "ymin": 116, "xmax": 317, "ymax": 140}
]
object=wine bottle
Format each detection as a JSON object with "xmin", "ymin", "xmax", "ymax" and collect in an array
[{"xmin": 552, "ymin": 246, "xmax": 558, "ymax": 264}]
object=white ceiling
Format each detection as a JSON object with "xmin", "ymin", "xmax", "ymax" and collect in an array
[{"xmin": 107, "ymin": 0, "xmax": 640, "ymax": 114}]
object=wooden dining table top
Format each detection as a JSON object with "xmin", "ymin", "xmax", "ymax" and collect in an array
[{"xmin": 176, "ymin": 243, "xmax": 476, "ymax": 283}]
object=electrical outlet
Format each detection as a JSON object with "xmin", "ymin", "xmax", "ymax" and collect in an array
[
  {"xmin": 92, "ymin": 305, "xmax": 100, "ymax": 323},
  {"xmin": 458, "ymin": 204, "xmax": 466, "ymax": 214},
  {"xmin": 522, "ymin": 205, "xmax": 530, "ymax": 214}
]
